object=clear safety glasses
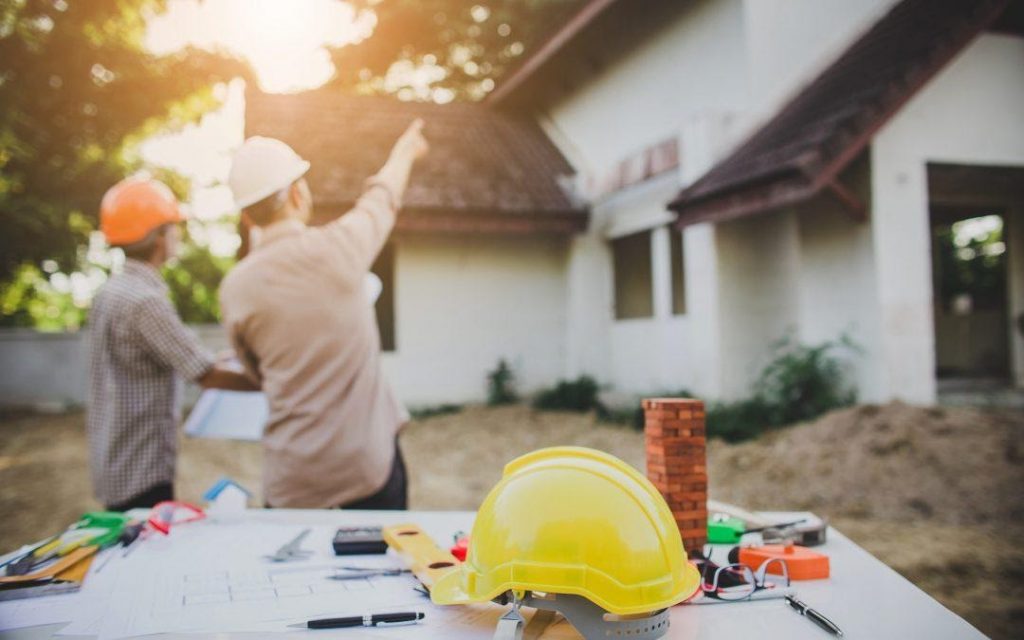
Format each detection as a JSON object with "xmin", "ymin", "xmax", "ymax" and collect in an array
[{"xmin": 700, "ymin": 557, "xmax": 791, "ymax": 601}]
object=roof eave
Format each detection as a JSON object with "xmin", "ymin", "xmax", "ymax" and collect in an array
[
  {"xmin": 485, "ymin": 0, "xmax": 620, "ymax": 106},
  {"xmin": 315, "ymin": 204, "xmax": 590, "ymax": 235},
  {"xmin": 669, "ymin": 0, "xmax": 1011, "ymax": 227}
]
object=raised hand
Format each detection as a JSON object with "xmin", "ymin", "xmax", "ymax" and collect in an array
[{"xmin": 392, "ymin": 118, "xmax": 429, "ymax": 161}]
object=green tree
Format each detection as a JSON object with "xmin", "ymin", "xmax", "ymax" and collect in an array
[
  {"xmin": 332, "ymin": 0, "xmax": 585, "ymax": 101},
  {"xmin": 163, "ymin": 232, "xmax": 232, "ymax": 325},
  {"xmin": 935, "ymin": 218, "xmax": 1007, "ymax": 311},
  {"xmin": 0, "ymin": 0, "xmax": 248, "ymax": 286}
]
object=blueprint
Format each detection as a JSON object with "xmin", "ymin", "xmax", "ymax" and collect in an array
[{"xmin": 183, "ymin": 390, "xmax": 268, "ymax": 441}]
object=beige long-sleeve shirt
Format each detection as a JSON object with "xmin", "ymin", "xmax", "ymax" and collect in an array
[{"xmin": 219, "ymin": 181, "xmax": 408, "ymax": 508}]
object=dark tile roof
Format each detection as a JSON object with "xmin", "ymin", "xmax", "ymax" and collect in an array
[
  {"xmin": 244, "ymin": 89, "xmax": 586, "ymax": 234},
  {"xmin": 669, "ymin": 0, "xmax": 1011, "ymax": 225}
]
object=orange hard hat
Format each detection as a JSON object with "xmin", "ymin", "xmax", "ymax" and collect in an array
[{"xmin": 100, "ymin": 178, "xmax": 184, "ymax": 246}]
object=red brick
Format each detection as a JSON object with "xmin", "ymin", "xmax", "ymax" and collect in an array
[
  {"xmin": 671, "ymin": 509, "xmax": 708, "ymax": 520},
  {"xmin": 644, "ymin": 409, "xmax": 678, "ymax": 421},
  {"xmin": 667, "ymin": 491, "xmax": 707, "ymax": 502},
  {"xmin": 657, "ymin": 436, "xmax": 706, "ymax": 447},
  {"xmin": 642, "ymin": 398, "xmax": 702, "ymax": 411}
]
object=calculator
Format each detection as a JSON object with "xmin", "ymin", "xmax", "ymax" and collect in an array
[{"xmin": 332, "ymin": 526, "xmax": 388, "ymax": 555}]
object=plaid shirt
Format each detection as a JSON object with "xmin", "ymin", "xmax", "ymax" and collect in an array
[{"xmin": 87, "ymin": 259, "xmax": 214, "ymax": 506}]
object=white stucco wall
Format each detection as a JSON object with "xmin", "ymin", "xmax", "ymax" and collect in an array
[
  {"xmin": 381, "ymin": 235, "xmax": 569, "ymax": 406},
  {"xmin": 573, "ymin": 174, "xmax": 699, "ymax": 396},
  {"xmin": 794, "ymin": 199, "xmax": 885, "ymax": 401},
  {"xmin": 742, "ymin": 0, "xmax": 898, "ymax": 113},
  {"xmin": 714, "ymin": 211, "xmax": 801, "ymax": 399},
  {"xmin": 0, "ymin": 325, "xmax": 228, "ymax": 410},
  {"xmin": 871, "ymin": 33, "xmax": 1024, "ymax": 403},
  {"xmin": 564, "ymin": 231, "xmax": 613, "ymax": 382},
  {"xmin": 543, "ymin": 0, "xmax": 748, "ymax": 180}
]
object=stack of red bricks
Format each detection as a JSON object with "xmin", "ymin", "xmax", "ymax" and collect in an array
[{"xmin": 643, "ymin": 398, "xmax": 708, "ymax": 554}]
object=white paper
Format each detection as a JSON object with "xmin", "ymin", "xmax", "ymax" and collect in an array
[
  {"xmin": 85, "ymin": 523, "xmax": 429, "ymax": 639},
  {"xmin": 183, "ymin": 390, "xmax": 268, "ymax": 441},
  {"xmin": 4, "ymin": 519, "xmax": 571, "ymax": 640}
]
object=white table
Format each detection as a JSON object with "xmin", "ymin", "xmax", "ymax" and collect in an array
[{"xmin": 0, "ymin": 509, "xmax": 986, "ymax": 639}]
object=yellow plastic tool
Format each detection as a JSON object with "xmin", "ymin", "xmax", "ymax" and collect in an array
[
  {"xmin": 382, "ymin": 524, "xmax": 460, "ymax": 591},
  {"xmin": 431, "ymin": 446, "xmax": 702, "ymax": 616}
]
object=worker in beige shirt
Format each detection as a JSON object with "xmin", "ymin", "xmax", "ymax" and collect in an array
[{"xmin": 221, "ymin": 120, "xmax": 428, "ymax": 508}]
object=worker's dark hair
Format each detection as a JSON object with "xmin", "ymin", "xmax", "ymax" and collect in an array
[
  {"xmin": 243, "ymin": 184, "xmax": 291, "ymax": 227},
  {"xmin": 118, "ymin": 224, "xmax": 169, "ymax": 261}
]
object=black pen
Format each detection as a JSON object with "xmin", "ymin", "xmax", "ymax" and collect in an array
[
  {"xmin": 785, "ymin": 595, "xmax": 844, "ymax": 636},
  {"xmin": 290, "ymin": 611, "xmax": 425, "ymax": 629}
]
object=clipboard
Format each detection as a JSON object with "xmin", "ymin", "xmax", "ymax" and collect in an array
[{"xmin": 0, "ymin": 546, "xmax": 97, "ymax": 601}]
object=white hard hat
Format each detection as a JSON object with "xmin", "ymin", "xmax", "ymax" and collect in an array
[{"xmin": 228, "ymin": 136, "xmax": 311, "ymax": 210}]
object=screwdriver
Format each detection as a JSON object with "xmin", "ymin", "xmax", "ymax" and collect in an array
[
  {"xmin": 92, "ymin": 522, "xmax": 145, "ymax": 573},
  {"xmin": 120, "ymin": 522, "xmax": 145, "ymax": 556}
]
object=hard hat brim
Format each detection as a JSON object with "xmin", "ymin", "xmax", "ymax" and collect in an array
[
  {"xmin": 232, "ymin": 159, "xmax": 310, "ymax": 210},
  {"xmin": 431, "ymin": 561, "xmax": 701, "ymax": 616}
]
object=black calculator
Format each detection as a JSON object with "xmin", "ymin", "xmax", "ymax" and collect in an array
[{"xmin": 332, "ymin": 526, "xmax": 388, "ymax": 555}]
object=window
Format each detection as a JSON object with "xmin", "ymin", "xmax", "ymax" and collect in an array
[
  {"xmin": 371, "ymin": 243, "xmax": 396, "ymax": 351},
  {"xmin": 670, "ymin": 229, "xmax": 686, "ymax": 315},
  {"xmin": 612, "ymin": 231, "xmax": 654, "ymax": 320}
]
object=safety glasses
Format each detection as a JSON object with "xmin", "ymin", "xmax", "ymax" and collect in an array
[
  {"xmin": 146, "ymin": 501, "xmax": 205, "ymax": 535},
  {"xmin": 700, "ymin": 557, "xmax": 791, "ymax": 601}
]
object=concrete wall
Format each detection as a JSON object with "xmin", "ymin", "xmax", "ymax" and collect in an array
[
  {"xmin": 871, "ymin": 33, "xmax": 1024, "ymax": 403},
  {"xmin": 742, "ymin": 0, "xmax": 898, "ymax": 113},
  {"xmin": 714, "ymin": 211, "xmax": 801, "ymax": 399},
  {"xmin": 543, "ymin": 0, "xmax": 748, "ymax": 180},
  {"xmin": 0, "ymin": 325, "xmax": 228, "ymax": 410},
  {"xmin": 381, "ymin": 234, "xmax": 570, "ymax": 406},
  {"xmin": 793, "ymin": 201, "xmax": 885, "ymax": 401},
  {"xmin": 0, "ymin": 234, "xmax": 570, "ymax": 411}
]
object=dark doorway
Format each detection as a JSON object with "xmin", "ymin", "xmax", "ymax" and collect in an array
[
  {"xmin": 928, "ymin": 163, "xmax": 1024, "ymax": 388},
  {"xmin": 931, "ymin": 208, "xmax": 1009, "ymax": 378}
]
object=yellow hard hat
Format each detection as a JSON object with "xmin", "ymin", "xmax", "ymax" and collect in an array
[{"xmin": 431, "ymin": 446, "xmax": 701, "ymax": 616}]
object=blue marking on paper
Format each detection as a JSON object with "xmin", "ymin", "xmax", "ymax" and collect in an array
[{"xmin": 184, "ymin": 390, "xmax": 268, "ymax": 441}]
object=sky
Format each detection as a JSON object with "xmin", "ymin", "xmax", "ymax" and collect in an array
[{"xmin": 138, "ymin": 0, "xmax": 370, "ymax": 256}]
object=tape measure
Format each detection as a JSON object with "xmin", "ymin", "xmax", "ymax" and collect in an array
[{"xmin": 733, "ymin": 544, "xmax": 830, "ymax": 580}]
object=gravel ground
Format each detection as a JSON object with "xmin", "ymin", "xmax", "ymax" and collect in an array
[{"xmin": 1, "ymin": 403, "xmax": 1021, "ymax": 638}]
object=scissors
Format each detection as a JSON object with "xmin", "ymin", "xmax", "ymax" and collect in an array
[{"xmin": 265, "ymin": 528, "xmax": 313, "ymax": 562}]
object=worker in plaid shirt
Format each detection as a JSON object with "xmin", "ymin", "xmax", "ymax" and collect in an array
[{"xmin": 88, "ymin": 178, "xmax": 257, "ymax": 512}]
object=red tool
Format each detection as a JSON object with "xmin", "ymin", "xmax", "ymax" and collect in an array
[
  {"xmin": 147, "ymin": 501, "xmax": 205, "ymax": 535},
  {"xmin": 449, "ymin": 532, "xmax": 470, "ymax": 562},
  {"xmin": 736, "ymin": 544, "xmax": 830, "ymax": 580}
]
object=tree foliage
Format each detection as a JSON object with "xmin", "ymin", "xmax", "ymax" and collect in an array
[
  {"xmin": 163, "ymin": 232, "xmax": 232, "ymax": 325},
  {"xmin": 934, "ymin": 219, "xmax": 1007, "ymax": 311},
  {"xmin": 0, "ymin": 0, "xmax": 583, "ymax": 329},
  {"xmin": 332, "ymin": 0, "xmax": 584, "ymax": 101},
  {"xmin": 0, "ymin": 0, "xmax": 248, "ymax": 285}
]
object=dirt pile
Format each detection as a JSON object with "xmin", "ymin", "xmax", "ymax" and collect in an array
[{"xmin": 708, "ymin": 402, "xmax": 1024, "ymax": 524}]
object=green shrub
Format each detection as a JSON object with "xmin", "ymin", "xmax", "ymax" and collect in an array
[
  {"xmin": 705, "ymin": 397, "xmax": 774, "ymax": 443},
  {"xmin": 486, "ymin": 359, "xmax": 518, "ymax": 406},
  {"xmin": 533, "ymin": 376, "xmax": 606, "ymax": 414},
  {"xmin": 754, "ymin": 336, "xmax": 858, "ymax": 426},
  {"xmin": 704, "ymin": 336, "xmax": 857, "ymax": 442},
  {"xmin": 409, "ymin": 404, "xmax": 463, "ymax": 419},
  {"xmin": 600, "ymin": 404, "xmax": 645, "ymax": 429}
]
